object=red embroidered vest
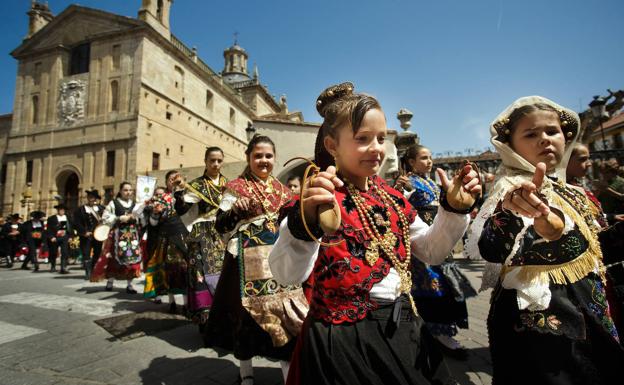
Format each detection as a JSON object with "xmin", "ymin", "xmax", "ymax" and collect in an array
[{"xmin": 310, "ymin": 175, "xmax": 416, "ymax": 324}]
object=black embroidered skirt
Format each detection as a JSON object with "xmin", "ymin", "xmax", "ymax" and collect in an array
[
  {"xmin": 488, "ymin": 282, "xmax": 624, "ymax": 385},
  {"xmin": 287, "ymin": 296, "xmax": 457, "ymax": 385},
  {"xmin": 202, "ymin": 252, "xmax": 296, "ymax": 361}
]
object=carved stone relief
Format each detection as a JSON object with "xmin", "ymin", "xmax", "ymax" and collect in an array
[{"xmin": 58, "ymin": 79, "xmax": 87, "ymax": 126}]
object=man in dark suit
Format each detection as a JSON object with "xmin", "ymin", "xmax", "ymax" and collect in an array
[
  {"xmin": 2, "ymin": 214, "xmax": 22, "ymax": 268},
  {"xmin": 46, "ymin": 204, "xmax": 72, "ymax": 273},
  {"xmin": 20, "ymin": 211, "xmax": 46, "ymax": 272},
  {"xmin": 73, "ymin": 189, "xmax": 105, "ymax": 279}
]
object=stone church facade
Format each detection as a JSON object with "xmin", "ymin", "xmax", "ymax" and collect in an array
[
  {"xmin": 1, "ymin": 1, "xmax": 402, "ymax": 217},
  {"xmin": 1, "ymin": 0, "xmax": 310, "ymax": 215}
]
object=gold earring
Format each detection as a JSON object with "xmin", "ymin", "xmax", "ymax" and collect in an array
[{"xmin": 333, "ymin": 155, "xmax": 339, "ymax": 172}]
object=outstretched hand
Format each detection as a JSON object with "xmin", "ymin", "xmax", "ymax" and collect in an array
[
  {"xmin": 502, "ymin": 162, "xmax": 550, "ymax": 218},
  {"xmin": 438, "ymin": 163, "xmax": 482, "ymax": 210},
  {"xmin": 502, "ymin": 162, "xmax": 564, "ymax": 240}
]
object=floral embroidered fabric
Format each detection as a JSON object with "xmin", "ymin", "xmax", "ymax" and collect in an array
[{"xmin": 291, "ymin": 175, "xmax": 417, "ymax": 324}]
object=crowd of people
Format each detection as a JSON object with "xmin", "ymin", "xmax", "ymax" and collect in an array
[{"xmin": 1, "ymin": 83, "xmax": 624, "ymax": 385}]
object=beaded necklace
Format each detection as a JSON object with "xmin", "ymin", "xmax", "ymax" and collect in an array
[
  {"xmin": 554, "ymin": 181, "xmax": 600, "ymax": 236},
  {"xmin": 245, "ymin": 175, "xmax": 285, "ymax": 233},
  {"xmin": 202, "ymin": 175, "xmax": 224, "ymax": 207},
  {"xmin": 346, "ymin": 179, "xmax": 418, "ymax": 316}
]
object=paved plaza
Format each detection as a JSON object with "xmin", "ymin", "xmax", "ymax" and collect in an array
[{"xmin": 0, "ymin": 258, "xmax": 492, "ymax": 385}]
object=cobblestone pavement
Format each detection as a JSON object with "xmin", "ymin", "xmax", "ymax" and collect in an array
[{"xmin": 0, "ymin": 258, "xmax": 492, "ymax": 385}]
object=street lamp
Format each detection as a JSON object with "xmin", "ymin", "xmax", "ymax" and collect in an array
[
  {"xmin": 245, "ymin": 121, "xmax": 256, "ymax": 141},
  {"xmin": 20, "ymin": 182, "xmax": 33, "ymax": 218},
  {"xmin": 589, "ymin": 95, "xmax": 610, "ymax": 151}
]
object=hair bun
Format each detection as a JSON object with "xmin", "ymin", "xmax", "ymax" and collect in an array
[{"xmin": 316, "ymin": 82, "xmax": 354, "ymax": 118}]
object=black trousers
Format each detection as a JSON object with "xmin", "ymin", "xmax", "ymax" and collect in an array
[
  {"xmin": 22, "ymin": 239, "xmax": 42, "ymax": 268},
  {"xmin": 79, "ymin": 236, "xmax": 102, "ymax": 278},
  {"xmin": 48, "ymin": 236, "xmax": 70, "ymax": 271},
  {"xmin": 6, "ymin": 240, "xmax": 20, "ymax": 266}
]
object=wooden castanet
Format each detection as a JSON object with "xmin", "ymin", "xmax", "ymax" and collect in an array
[{"xmin": 318, "ymin": 202, "xmax": 341, "ymax": 234}]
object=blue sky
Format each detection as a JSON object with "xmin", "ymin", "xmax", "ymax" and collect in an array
[{"xmin": 1, "ymin": 0, "xmax": 622, "ymax": 155}]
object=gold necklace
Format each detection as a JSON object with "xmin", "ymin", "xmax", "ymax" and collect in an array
[
  {"xmin": 346, "ymin": 179, "xmax": 417, "ymax": 315},
  {"xmin": 246, "ymin": 176, "xmax": 285, "ymax": 232}
]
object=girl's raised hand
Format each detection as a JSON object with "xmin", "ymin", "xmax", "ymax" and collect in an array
[
  {"xmin": 502, "ymin": 162, "xmax": 564, "ymax": 240},
  {"xmin": 302, "ymin": 165, "xmax": 343, "ymax": 227},
  {"xmin": 233, "ymin": 197, "xmax": 253, "ymax": 215},
  {"xmin": 502, "ymin": 162, "xmax": 550, "ymax": 218},
  {"xmin": 437, "ymin": 164, "xmax": 482, "ymax": 210}
]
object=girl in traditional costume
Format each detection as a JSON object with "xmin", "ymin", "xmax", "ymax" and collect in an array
[
  {"xmin": 174, "ymin": 147, "xmax": 227, "ymax": 322},
  {"xmin": 269, "ymin": 82, "xmax": 481, "ymax": 385},
  {"xmin": 465, "ymin": 96, "xmax": 624, "ymax": 384},
  {"xmin": 91, "ymin": 182, "xmax": 142, "ymax": 293},
  {"xmin": 204, "ymin": 135, "xmax": 308, "ymax": 385},
  {"xmin": 394, "ymin": 144, "xmax": 476, "ymax": 359},
  {"xmin": 143, "ymin": 173, "xmax": 189, "ymax": 312}
]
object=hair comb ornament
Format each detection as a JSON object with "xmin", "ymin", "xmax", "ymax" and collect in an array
[{"xmin": 315, "ymin": 82, "xmax": 355, "ymax": 117}]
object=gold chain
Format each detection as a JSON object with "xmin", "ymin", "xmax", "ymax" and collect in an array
[
  {"xmin": 245, "ymin": 175, "xmax": 285, "ymax": 232},
  {"xmin": 346, "ymin": 180, "xmax": 418, "ymax": 316}
]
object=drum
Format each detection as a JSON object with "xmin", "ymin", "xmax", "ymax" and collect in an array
[{"xmin": 93, "ymin": 224, "xmax": 111, "ymax": 242}]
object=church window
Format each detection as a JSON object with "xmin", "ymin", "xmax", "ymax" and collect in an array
[
  {"xmin": 106, "ymin": 151, "xmax": 115, "ymax": 177},
  {"xmin": 174, "ymin": 66, "xmax": 184, "ymax": 95},
  {"xmin": 206, "ymin": 90, "xmax": 213, "ymax": 110},
  {"xmin": 166, "ymin": 112, "xmax": 172, "ymax": 120},
  {"xmin": 166, "ymin": 148, "xmax": 170, "ymax": 156},
  {"xmin": 26, "ymin": 160, "xmax": 33, "ymax": 183},
  {"xmin": 33, "ymin": 62, "xmax": 42, "ymax": 86},
  {"xmin": 69, "ymin": 43, "xmax": 90, "ymax": 75},
  {"xmin": 152, "ymin": 152, "xmax": 160, "ymax": 171},
  {"xmin": 229, "ymin": 108, "xmax": 236, "ymax": 127},
  {"xmin": 180, "ymin": 145, "xmax": 184, "ymax": 153},
  {"xmin": 31, "ymin": 95, "xmax": 39, "ymax": 124},
  {"xmin": 157, "ymin": 0, "xmax": 164, "ymax": 22},
  {"xmin": 112, "ymin": 44, "xmax": 121, "ymax": 70},
  {"xmin": 110, "ymin": 80, "xmax": 119, "ymax": 112}
]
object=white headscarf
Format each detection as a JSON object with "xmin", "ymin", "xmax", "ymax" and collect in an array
[{"xmin": 464, "ymin": 96, "xmax": 581, "ymax": 291}]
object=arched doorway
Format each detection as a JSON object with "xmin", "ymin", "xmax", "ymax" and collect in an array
[{"xmin": 56, "ymin": 170, "xmax": 80, "ymax": 212}]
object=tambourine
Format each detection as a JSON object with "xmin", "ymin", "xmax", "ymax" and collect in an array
[{"xmin": 93, "ymin": 224, "xmax": 111, "ymax": 242}]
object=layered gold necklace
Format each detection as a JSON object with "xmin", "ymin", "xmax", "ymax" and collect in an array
[
  {"xmin": 246, "ymin": 175, "xmax": 285, "ymax": 233},
  {"xmin": 346, "ymin": 179, "xmax": 417, "ymax": 315}
]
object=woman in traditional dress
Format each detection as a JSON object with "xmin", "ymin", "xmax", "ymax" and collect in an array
[
  {"xmin": 466, "ymin": 96, "xmax": 624, "ymax": 384},
  {"xmin": 394, "ymin": 144, "xmax": 476, "ymax": 359},
  {"xmin": 269, "ymin": 82, "xmax": 481, "ymax": 385},
  {"xmin": 204, "ymin": 135, "xmax": 308, "ymax": 385},
  {"xmin": 144, "ymin": 172, "xmax": 189, "ymax": 312},
  {"xmin": 174, "ymin": 147, "xmax": 227, "ymax": 322},
  {"xmin": 91, "ymin": 181, "xmax": 142, "ymax": 293}
]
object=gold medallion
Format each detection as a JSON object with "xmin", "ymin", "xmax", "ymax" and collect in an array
[{"xmin": 365, "ymin": 240, "xmax": 380, "ymax": 266}]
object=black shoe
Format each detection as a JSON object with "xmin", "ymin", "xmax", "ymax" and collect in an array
[
  {"xmin": 59, "ymin": 269, "xmax": 70, "ymax": 274},
  {"xmin": 169, "ymin": 302, "xmax": 177, "ymax": 314},
  {"xmin": 20, "ymin": 265, "xmax": 30, "ymax": 270},
  {"xmin": 105, "ymin": 282, "xmax": 113, "ymax": 291},
  {"xmin": 33, "ymin": 266, "xmax": 39, "ymax": 272},
  {"xmin": 7, "ymin": 263, "xmax": 13, "ymax": 268},
  {"xmin": 152, "ymin": 298, "xmax": 162, "ymax": 304},
  {"xmin": 50, "ymin": 267, "xmax": 57, "ymax": 273},
  {"xmin": 126, "ymin": 286, "xmax": 137, "ymax": 294}
]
